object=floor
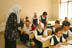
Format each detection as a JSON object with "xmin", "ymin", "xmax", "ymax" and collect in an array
[
  {"xmin": 0, "ymin": 32, "xmax": 49, "ymax": 48},
  {"xmin": 0, "ymin": 32, "xmax": 25, "ymax": 48}
]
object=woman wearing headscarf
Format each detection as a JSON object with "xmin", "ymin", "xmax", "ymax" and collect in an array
[{"xmin": 5, "ymin": 5, "xmax": 21, "ymax": 48}]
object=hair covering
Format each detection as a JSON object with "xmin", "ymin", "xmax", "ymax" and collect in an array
[{"xmin": 8, "ymin": 5, "xmax": 21, "ymax": 23}]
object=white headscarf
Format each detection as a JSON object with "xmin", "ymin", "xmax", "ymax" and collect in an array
[{"xmin": 8, "ymin": 5, "xmax": 21, "ymax": 23}]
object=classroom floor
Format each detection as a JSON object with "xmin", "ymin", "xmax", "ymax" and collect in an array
[
  {"xmin": 0, "ymin": 32, "xmax": 25, "ymax": 48},
  {"xmin": 0, "ymin": 32, "xmax": 50, "ymax": 48}
]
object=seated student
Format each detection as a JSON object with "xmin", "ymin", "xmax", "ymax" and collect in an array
[
  {"xmin": 25, "ymin": 16, "xmax": 30, "ymax": 22},
  {"xmin": 64, "ymin": 17, "xmax": 69, "ymax": 22},
  {"xmin": 33, "ymin": 23, "xmax": 44, "ymax": 48},
  {"xmin": 34, "ymin": 23, "xmax": 44, "ymax": 38},
  {"xmin": 53, "ymin": 20, "xmax": 60, "ymax": 34},
  {"xmin": 21, "ymin": 20, "xmax": 32, "ymax": 45},
  {"xmin": 62, "ymin": 17, "xmax": 69, "ymax": 25},
  {"xmin": 62, "ymin": 21, "xmax": 72, "ymax": 41},
  {"xmin": 39, "ymin": 25, "xmax": 53, "ymax": 42},
  {"xmin": 50, "ymin": 27, "xmax": 67, "ymax": 48}
]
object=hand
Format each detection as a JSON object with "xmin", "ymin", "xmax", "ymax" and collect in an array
[
  {"xmin": 20, "ymin": 28, "xmax": 24, "ymax": 34},
  {"xmin": 18, "ymin": 27, "xmax": 21, "ymax": 31},
  {"xmin": 23, "ymin": 32, "xmax": 27, "ymax": 34},
  {"xmin": 21, "ymin": 28, "xmax": 24, "ymax": 32}
]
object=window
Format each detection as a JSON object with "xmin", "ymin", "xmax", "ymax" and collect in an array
[
  {"xmin": 59, "ymin": 0, "xmax": 72, "ymax": 20},
  {"xmin": 61, "ymin": 0, "xmax": 68, "ymax": 2}
]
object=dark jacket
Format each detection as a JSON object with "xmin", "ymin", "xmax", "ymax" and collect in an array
[{"xmin": 5, "ymin": 13, "xmax": 18, "ymax": 41}]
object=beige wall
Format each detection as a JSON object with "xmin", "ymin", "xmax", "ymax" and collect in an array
[
  {"xmin": 0, "ymin": 0, "xmax": 53, "ymax": 24},
  {"xmin": 69, "ymin": 0, "xmax": 72, "ymax": 1},
  {"xmin": 0, "ymin": 0, "xmax": 60, "ymax": 23},
  {"xmin": 51, "ymin": 0, "xmax": 60, "ymax": 20},
  {"xmin": 0, "ymin": 0, "xmax": 60, "ymax": 31}
]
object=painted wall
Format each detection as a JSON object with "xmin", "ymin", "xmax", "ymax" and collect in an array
[
  {"xmin": 51, "ymin": 0, "xmax": 60, "ymax": 20},
  {"xmin": 0, "ymin": 0, "xmax": 53, "ymax": 31},
  {"xmin": 0, "ymin": 0, "xmax": 52, "ymax": 23}
]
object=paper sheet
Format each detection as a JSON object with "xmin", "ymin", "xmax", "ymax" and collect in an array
[
  {"xmin": 60, "ymin": 45, "xmax": 72, "ymax": 48},
  {"xmin": 67, "ymin": 40, "xmax": 72, "ymax": 44}
]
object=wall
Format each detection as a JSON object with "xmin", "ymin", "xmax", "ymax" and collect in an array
[
  {"xmin": 51, "ymin": 0, "xmax": 60, "ymax": 20},
  {"xmin": 0, "ymin": 0, "xmax": 52, "ymax": 32},
  {"xmin": 0, "ymin": 0, "xmax": 52, "ymax": 23}
]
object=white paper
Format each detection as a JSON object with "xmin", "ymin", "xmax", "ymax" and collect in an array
[
  {"xmin": 60, "ymin": 45, "xmax": 72, "ymax": 48},
  {"xmin": 67, "ymin": 40, "xmax": 72, "ymax": 44}
]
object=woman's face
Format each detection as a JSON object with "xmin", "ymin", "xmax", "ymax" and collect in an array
[{"xmin": 19, "ymin": 9, "xmax": 22, "ymax": 18}]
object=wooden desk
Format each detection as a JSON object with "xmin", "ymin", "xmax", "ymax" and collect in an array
[
  {"xmin": 29, "ymin": 32, "xmax": 51, "ymax": 48},
  {"xmin": 35, "ymin": 36, "xmax": 50, "ymax": 48}
]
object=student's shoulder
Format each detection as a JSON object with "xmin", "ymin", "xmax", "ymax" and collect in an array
[
  {"xmin": 50, "ymin": 35, "xmax": 55, "ymax": 41},
  {"xmin": 50, "ymin": 36, "xmax": 54, "ymax": 40}
]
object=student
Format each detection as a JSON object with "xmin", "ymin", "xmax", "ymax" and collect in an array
[
  {"xmin": 64, "ymin": 17, "xmax": 68, "ymax": 22},
  {"xmin": 34, "ymin": 23, "xmax": 44, "ymax": 38},
  {"xmin": 21, "ymin": 20, "xmax": 32, "ymax": 45},
  {"xmin": 53, "ymin": 20, "xmax": 60, "ymax": 34},
  {"xmin": 50, "ymin": 27, "xmax": 67, "ymax": 48},
  {"xmin": 5, "ymin": 5, "xmax": 21, "ymax": 48},
  {"xmin": 62, "ymin": 17, "xmax": 69, "ymax": 24},
  {"xmin": 25, "ymin": 16, "xmax": 30, "ymax": 22},
  {"xmin": 62, "ymin": 21, "xmax": 72, "ymax": 40},
  {"xmin": 40, "ymin": 11, "xmax": 48, "ymax": 26},
  {"xmin": 32, "ymin": 12, "xmax": 38, "ymax": 27},
  {"xmin": 33, "ymin": 23, "xmax": 44, "ymax": 48},
  {"xmin": 55, "ymin": 20, "xmax": 60, "ymax": 29}
]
